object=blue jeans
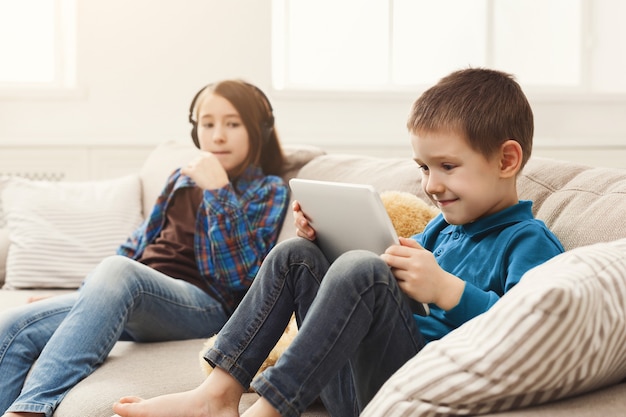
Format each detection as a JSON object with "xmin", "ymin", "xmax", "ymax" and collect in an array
[
  {"xmin": 0, "ymin": 255, "xmax": 228, "ymax": 416},
  {"xmin": 205, "ymin": 238, "xmax": 424, "ymax": 417}
]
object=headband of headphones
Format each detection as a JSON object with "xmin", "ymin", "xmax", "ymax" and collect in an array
[{"xmin": 188, "ymin": 81, "xmax": 275, "ymax": 148}]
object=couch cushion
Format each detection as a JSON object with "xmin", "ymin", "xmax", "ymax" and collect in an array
[
  {"xmin": 362, "ymin": 238, "xmax": 626, "ymax": 416},
  {"xmin": 1, "ymin": 175, "xmax": 143, "ymax": 289},
  {"xmin": 54, "ymin": 339, "xmax": 207, "ymax": 417},
  {"xmin": 296, "ymin": 153, "xmax": 427, "ymax": 199},
  {"xmin": 518, "ymin": 157, "xmax": 626, "ymax": 250},
  {"xmin": 298, "ymin": 154, "xmax": 626, "ymax": 252},
  {"xmin": 485, "ymin": 383, "xmax": 626, "ymax": 416},
  {"xmin": 0, "ymin": 288, "xmax": 74, "ymax": 310},
  {"xmin": 53, "ymin": 339, "xmax": 329, "ymax": 417}
]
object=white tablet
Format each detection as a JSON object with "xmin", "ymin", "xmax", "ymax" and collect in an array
[
  {"xmin": 289, "ymin": 178, "xmax": 430, "ymax": 316},
  {"xmin": 290, "ymin": 178, "xmax": 398, "ymax": 263}
]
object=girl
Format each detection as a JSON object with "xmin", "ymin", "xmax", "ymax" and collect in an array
[{"xmin": 0, "ymin": 80, "xmax": 290, "ymax": 417}]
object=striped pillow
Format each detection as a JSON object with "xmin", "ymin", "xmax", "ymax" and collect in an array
[
  {"xmin": 2, "ymin": 176, "xmax": 143, "ymax": 289},
  {"xmin": 363, "ymin": 239, "xmax": 626, "ymax": 416}
]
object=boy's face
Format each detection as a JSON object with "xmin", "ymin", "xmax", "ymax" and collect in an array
[
  {"xmin": 196, "ymin": 93, "xmax": 250, "ymax": 173},
  {"xmin": 411, "ymin": 130, "xmax": 516, "ymax": 225}
]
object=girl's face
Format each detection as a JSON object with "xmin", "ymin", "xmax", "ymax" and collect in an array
[
  {"xmin": 196, "ymin": 93, "xmax": 250, "ymax": 173},
  {"xmin": 411, "ymin": 129, "xmax": 516, "ymax": 225}
]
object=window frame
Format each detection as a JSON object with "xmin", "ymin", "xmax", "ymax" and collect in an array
[
  {"xmin": 271, "ymin": 0, "xmax": 626, "ymax": 102},
  {"xmin": 0, "ymin": 0, "xmax": 80, "ymax": 99}
]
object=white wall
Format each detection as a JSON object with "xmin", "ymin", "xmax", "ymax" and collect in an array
[
  {"xmin": 0, "ymin": 1, "xmax": 274, "ymax": 146},
  {"xmin": 1, "ymin": 0, "xmax": 626, "ymax": 180}
]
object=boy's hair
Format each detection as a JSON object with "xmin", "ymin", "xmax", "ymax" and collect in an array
[
  {"xmin": 407, "ymin": 68, "xmax": 534, "ymax": 169},
  {"xmin": 191, "ymin": 80, "xmax": 285, "ymax": 177}
]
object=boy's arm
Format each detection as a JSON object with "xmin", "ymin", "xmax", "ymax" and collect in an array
[
  {"xmin": 384, "ymin": 238, "xmax": 466, "ymax": 310},
  {"xmin": 442, "ymin": 228, "xmax": 564, "ymax": 327}
]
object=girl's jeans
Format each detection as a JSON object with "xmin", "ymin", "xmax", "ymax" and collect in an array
[
  {"xmin": 205, "ymin": 238, "xmax": 424, "ymax": 417},
  {"xmin": 0, "ymin": 255, "xmax": 228, "ymax": 416}
]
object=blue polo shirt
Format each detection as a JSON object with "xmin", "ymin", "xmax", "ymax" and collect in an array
[{"xmin": 413, "ymin": 200, "xmax": 564, "ymax": 343}]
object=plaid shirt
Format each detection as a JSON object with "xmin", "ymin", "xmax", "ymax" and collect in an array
[{"xmin": 117, "ymin": 165, "xmax": 289, "ymax": 314}]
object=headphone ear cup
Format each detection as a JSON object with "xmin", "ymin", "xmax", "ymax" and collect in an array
[
  {"xmin": 189, "ymin": 84, "xmax": 210, "ymax": 149},
  {"xmin": 261, "ymin": 114, "xmax": 275, "ymax": 144},
  {"xmin": 261, "ymin": 123, "xmax": 273, "ymax": 144},
  {"xmin": 191, "ymin": 122, "xmax": 200, "ymax": 148}
]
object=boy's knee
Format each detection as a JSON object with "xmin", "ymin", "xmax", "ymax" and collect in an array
[
  {"xmin": 324, "ymin": 250, "xmax": 390, "ymax": 289},
  {"xmin": 334, "ymin": 250, "xmax": 388, "ymax": 274},
  {"xmin": 273, "ymin": 236, "xmax": 317, "ymax": 253},
  {"xmin": 267, "ymin": 237, "xmax": 323, "ymax": 264}
]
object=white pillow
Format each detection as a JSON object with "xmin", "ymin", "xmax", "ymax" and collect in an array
[
  {"xmin": 2, "ymin": 176, "xmax": 143, "ymax": 289},
  {"xmin": 362, "ymin": 238, "xmax": 626, "ymax": 416}
]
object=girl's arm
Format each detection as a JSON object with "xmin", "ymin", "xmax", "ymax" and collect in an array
[
  {"xmin": 116, "ymin": 170, "xmax": 180, "ymax": 258},
  {"xmin": 196, "ymin": 176, "xmax": 289, "ymax": 292}
]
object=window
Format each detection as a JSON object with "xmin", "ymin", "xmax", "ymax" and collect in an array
[
  {"xmin": 272, "ymin": 0, "xmax": 626, "ymax": 94},
  {"xmin": 0, "ymin": 0, "xmax": 76, "ymax": 92}
]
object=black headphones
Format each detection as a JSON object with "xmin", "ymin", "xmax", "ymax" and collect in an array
[{"xmin": 188, "ymin": 81, "xmax": 275, "ymax": 148}]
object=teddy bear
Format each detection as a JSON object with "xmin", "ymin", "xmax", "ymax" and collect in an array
[
  {"xmin": 378, "ymin": 190, "xmax": 440, "ymax": 238},
  {"xmin": 199, "ymin": 190, "xmax": 439, "ymax": 384}
]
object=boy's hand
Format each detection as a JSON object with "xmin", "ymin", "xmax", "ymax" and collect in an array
[
  {"xmin": 181, "ymin": 151, "xmax": 229, "ymax": 190},
  {"xmin": 381, "ymin": 237, "xmax": 465, "ymax": 311},
  {"xmin": 292, "ymin": 200, "xmax": 316, "ymax": 240}
]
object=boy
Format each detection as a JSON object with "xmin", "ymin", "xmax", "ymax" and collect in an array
[{"xmin": 112, "ymin": 68, "xmax": 564, "ymax": 417}]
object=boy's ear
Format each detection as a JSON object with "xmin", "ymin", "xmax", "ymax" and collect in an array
[{"xmin": 499, "ymin": 140, "xmax": 523, "ymax": 178}]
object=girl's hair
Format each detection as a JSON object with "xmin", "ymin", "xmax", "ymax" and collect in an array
[
  {"xmin": 192, "ymin": 80, "xmax": 285, "ymax": 177},
  {"xmin": 407, "ymin": 68, "xmax": 534, "ymax": 169}
]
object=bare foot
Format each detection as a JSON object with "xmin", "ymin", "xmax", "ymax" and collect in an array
[
  {"xmin": 241, "ymin": 397, "xmax": 281, "ymax": 417},
  {"xmin": 113, "ymin": 390, "xmax": 217, "ymax": 417},
  {"xmin": 27, "ymin": 294, "xmax": 53, "ymax": 303},
  {"xmin": 3, "ymin": 413, "xmax": 44, "ymax": 417},
  {"xmin": 112, "ymin": 369, "xmax": 243, "ymax": 417}
]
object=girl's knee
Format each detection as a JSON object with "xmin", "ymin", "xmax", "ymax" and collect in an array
[
  {"xmin": 94, "ymin": 255, "xmax": 137, "ymax": 275},
  {"xmin": 0, "ymin": 308, "xmax": 26, "ymax": 336},
  {"xmin": 0, "ymin": 295, "xmax": 73, "ymax": 348},
  {"xmin": 82, "ymin": 255, "xmax": 146, "ymax": 293}
]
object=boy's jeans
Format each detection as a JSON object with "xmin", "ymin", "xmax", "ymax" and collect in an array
[
  {"xmin": 206, "ymin": 238, "xmax": 424, "ymax": 417},
  {"xmin": 0, "ymin": 255, "xmax": 227, "ymax": 416}
]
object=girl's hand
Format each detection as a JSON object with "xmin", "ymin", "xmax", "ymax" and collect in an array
[
  {"xmin": 181, "ymin": 151, "xmax": 229, "ymax": 190},
  {"xmin": 292, "ymin": 200, "xmax": 316, "ymax": 240},
  {"xmin": 381, "ymin": 237, "xmax": 464, "ymax": 311}
]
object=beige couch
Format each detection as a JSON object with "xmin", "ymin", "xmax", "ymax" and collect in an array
[{"xmin": 1, "ymin": 140, "xmax": 626, "ymax": 416}]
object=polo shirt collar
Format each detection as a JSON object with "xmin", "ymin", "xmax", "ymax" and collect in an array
[{"xmin": 443, "ymin": 200, "xmax": 534, "ymax": 238}]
